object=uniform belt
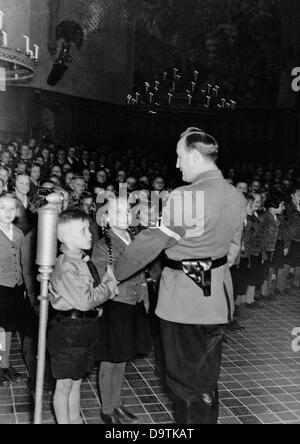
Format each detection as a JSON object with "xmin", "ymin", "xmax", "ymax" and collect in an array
[
  {"xmin": 56, "ymin": 309, "xmax": 99, "ymax": 320},
  {"xmin": 165, "ymin": 256, "xmax": 227, "ymax": 270}
]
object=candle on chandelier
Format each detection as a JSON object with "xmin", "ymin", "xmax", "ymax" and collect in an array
[
  {"xmin": 194, "ymin": 70, "xmax": 199, "ymax": 82},
  {"xmin": 23, "ymin": 35, "xmax": 30, "ymax": 53},
  {"xmin": 163, "ymin": 72, "xmax": 167, "ymax": 81},
  {"xmin": 172, "ymin": 81, "xmax": 176, "ymax": 92},
  {"xmin": 187, "ymin": 94, "xmax": 192, "ymax": 105},
  {"xmin": 226, "ymin": 102, "xmax": 231, "ymax": 109},
  {"xmin": 149, "ymin": 92, "xmax": 154, "ymax": 103},
  {"xmin": 215, "ymin": 85, "xmax": 220, "ymax": 96},
  {"xmin": 135, "ymin": 92, "xmax": 140, "ymax": 102},
  {"xmin": 155, "ymin": 81, "xmax": 160, "ymax": 88},
  {"xmin": 34, "ymin": 44, "xmax": 39, "ymax": 60},
  {"xmin": 145, "ymin": 82, "xmax": 150, "ymax": 93},
  {"xmin": 206, "ymin": 96, "xmax": 211, "ymax": 107},
  {"xmin": 191, "ymin": 82, "xmax": 196, "ymax": 93},
  {"xmin": 2, "ymin": 31, "xmax": 7, "ymax": 47},
  {"xmin": 0, "ymin": 11, "xmax": 3, "ymax": 30},
  {"xmin": 173, "ymin": 68, "xmax": 178, "ymax": 80},
  {"xmin": 176, "ymin": 75, "xmax": 181, "ymax": 82},
  {"xmin": 168, "ymin": 93, "xmax": 173, "ymax": 104},
  {"xmin": 207, "ymin": 83, "xmax": 212, "ymax": 95},
  {"xmin": 230, "ymin": 100, "xmax": 237, "ymax": 110},
  {"xmin": 221, "ymin": 98, "xmax": 226, "ymax": 108},
  {"xmin": 127, "ymin": 94, "xmax": 132, "ymax": 105}
]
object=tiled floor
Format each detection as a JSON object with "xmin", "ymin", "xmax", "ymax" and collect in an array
[{"xmin": 0, "ymin": 288, "xmax": 299, "ymax": 424}]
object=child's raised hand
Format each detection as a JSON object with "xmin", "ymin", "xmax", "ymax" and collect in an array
[{"xmin": 102, "ymin": 266, "xmax": 119, "ymax": 299}]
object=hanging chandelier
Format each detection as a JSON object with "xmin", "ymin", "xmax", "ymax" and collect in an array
[{"xmin": 0, "ymin": 10, "xmax": 39, "ymax": 87}]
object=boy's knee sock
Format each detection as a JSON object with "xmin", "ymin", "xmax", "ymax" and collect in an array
[
  {"xmin": 69, "ymin": 379, "xmax": 82, "ymax": 423},
  {"xmin": 53, "ymin": 379, "xmax": 73, "ymax": 424},
  {"xmin": 0, "ymin": 332, "xmax": 12, "ymax": 369}
]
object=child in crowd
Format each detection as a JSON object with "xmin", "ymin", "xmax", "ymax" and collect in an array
[
  {"xmin": 261, "ymin": 195, "xmax": 287, "ymax": 297},
  {"xmin": 243, "ymin": 194, "xmax": 266, "ymax": 306},
  {"xmin": 0, "ymin": 193, "xmax": 25, "ymax": 386},
  {"xmin": 68, "ymin": 176, "xmax": 86, "ymax": 208},
  {"xmin": 47, "ymin": 209, "xmax": 118, "ymax": 424},
  {"xmin": 92, "ymin": 197, "xmax": 149, "ymax": 424},
  {"xmin": 285, "ymin": 186, "xmax": 300, "ymax": 288}
]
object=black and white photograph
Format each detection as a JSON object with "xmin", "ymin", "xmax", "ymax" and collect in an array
[{"xmin": 0, "ymin": 0, "xmax": 299, "ymax": 427}]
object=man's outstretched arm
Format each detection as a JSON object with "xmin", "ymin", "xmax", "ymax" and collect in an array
[{"xmin": 114, "ymin": 190, "xmax": 185, "ymax": 281}]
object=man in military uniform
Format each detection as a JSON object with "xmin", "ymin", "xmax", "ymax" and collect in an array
[{"xmin": 114, "ymin": 128, "xmax": 246, "ymax": 424}]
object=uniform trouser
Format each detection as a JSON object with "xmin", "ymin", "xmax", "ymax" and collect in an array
[{"xmin": 160, "ymin": 320, "xmax": 226, "ymax": 424}]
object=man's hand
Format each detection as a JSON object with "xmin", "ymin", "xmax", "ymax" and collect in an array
[{"xmin": 102, "ymin": 266, "xmax": 119, "ymax": 299}]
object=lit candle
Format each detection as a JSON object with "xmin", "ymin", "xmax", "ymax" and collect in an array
[
  {"xmin": 217, "ymin": 104, "xmax": 222, "ymax": 109},
  {"xmin": 230, "ymin": 100, "xmax": 237, "ymax": 110},
  {"xmin": 194, "ymin": 70, "xmax": 199, "ymax": 82},
  {"xmin": 135, "ymin": 92, "xmax": 140, "ymax": 102},
  {"xmin": 206, "ymin": 96, "xmax": 211, "ymax": 107},
  {"xmin": 163, "ymin": 72, "xmax": 167, "ymax": 81},
  {"xmin": 34, "ymin": 44, "xmax": 39, "ymax": 60},
  {"xmin": 172, "ymin": 81, "xmax": 176, "ymax": 92},
  {"xmin": 207, "ymin": 83, "xmax": 212, "ymax": 95},
  {"xmin": 191, "ymin": 82, "xmax": 196, "ymax": 93},
  {"xmin": 168, "ymin": 93, "xmax": 173, "ymax": 105},
  {"xmin": 2, "ymin": 31, "xmax": 7, "ymax": 47},
  {"xmin": 173, "ymin": 68, "xmax": 178, "ymax": 80},
  {"xmin": 127, "ymin": 94, "xmax": 132, "ymax": 105},
  {"xmin": 23, "ymin": 35, "xmax": 30, "ymax": 53},
  {"xmin": 155, "ymin": 81, "xmax": 160, "ymax": 88},
  {"xmin": 132, "ymin": 99, "xmax": 137, "ymax": 105},
  {"xmin": 0, "ymin": 11, "xmax": 3, "ymax": 30},
  {"xmin": 149, "ymin": 92, "xmax": 154, "ymax": 104},
  {"xmin": 154, "ymin": 86, "xmax": 159, "ymax": 92},
  {"xmin": 215, "ymin": 85, "xmax": 220, "ymax": 96},
  {"xmin": 145, "ymin": 82, "xmax": 150, "ymax": 93},
  {"xmin": 187, "ymin": 94, "xmax": 192, "ymax": 105},
  {"xmin": 176, "ymin": 75, "xmax": 181, "ymax": 82},
  {"xmin": 226, "ymin": 102, "xmax": 231, "ymax": 109},
  {"xmin": 212, "ymin": 88, "xmax": 217, "ymax": 97},
  {"xmin": 221, "ymin": 98, "xmax": 226, "ymax": 108}
]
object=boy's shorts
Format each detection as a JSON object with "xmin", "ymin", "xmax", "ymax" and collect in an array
[{"xmin": 47, "ymin": 314, "xmax": 98, "ymax": 381}]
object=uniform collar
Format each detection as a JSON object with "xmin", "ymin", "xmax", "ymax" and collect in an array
[
  {"xmin": 192, "ymin": 167, "xmax": 222, "ymax": 184},
  {"xmin": 60, "ymin": 244, "xmax": 83, "ymax": 259}
]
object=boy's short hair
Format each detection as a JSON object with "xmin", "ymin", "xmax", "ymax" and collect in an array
[{"xmin": 57, "ymin": 209, "xmax": 90, "ymax": 242}]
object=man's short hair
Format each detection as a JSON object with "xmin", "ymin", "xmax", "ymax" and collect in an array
[{"xmin": 180, "ymin": 127, "xmax": 219, "ymax": 162}]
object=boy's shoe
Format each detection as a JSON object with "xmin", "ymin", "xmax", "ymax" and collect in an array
[
  {"xmin": 227, "ymin": 320, "xmax": 245, "ymax": 332},
  {"xmin": 114, "ymin": 405, "xmax": 138, "ymax": 423},
  {"xmin": 1, "ymin": 366, "xmax": 23, "ymax": 382},
  {"xmin": 245, "ymin": 302, "xmax": 261, "ymax": 309},
  {"xmin": 0, "ymin": 368, "xmax": 11, "ymax": 387},
  {"xmin": 101, "ymin": 412, "xmax": 121, "ymax": 425}
]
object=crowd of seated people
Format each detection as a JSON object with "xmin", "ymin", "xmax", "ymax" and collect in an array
[{"xmin": 0, "ymin": 137, "xmax": 300, "ymax": 386}]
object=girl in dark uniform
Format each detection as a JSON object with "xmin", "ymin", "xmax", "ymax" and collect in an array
[{"xmin": 92, "ymin": 197, "xmax": 149, "ymax": 424}]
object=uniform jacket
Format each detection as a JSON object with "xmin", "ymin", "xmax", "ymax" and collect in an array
[
  {"xmin": 114, "ymin": 168, "xmax": 246, "ymax": 325},
  {"xmin": 285, "ymin": 202, "xmax": 300, "ymax": 247},
  {"xmin": 244, "ymin": 214, "xmax": 265, "ymax": 257},
  {"xmin": 92, "ymin": 230, "xmax": 149, "ymax": 311},
  {"xmin": 262, "ymin": 211, "xmax": 288, "ymax": 253},
  {"xmin": 0, "ymin": 226, "xmax": 24, "ymax": 288},
  {"xmin": 49, "ymin": 245, "xmax": 110, "ymax": 311}
]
